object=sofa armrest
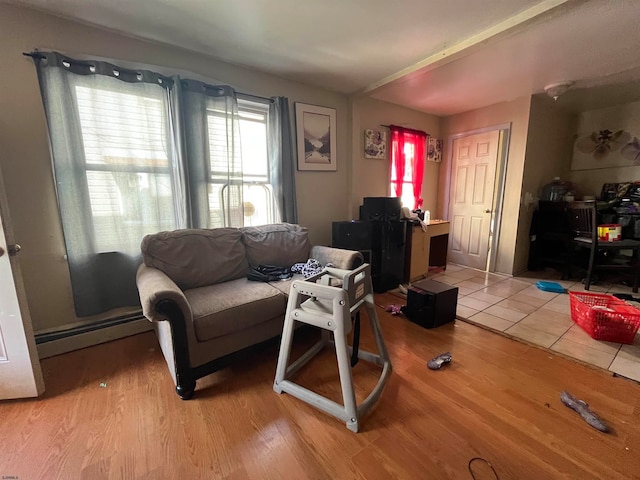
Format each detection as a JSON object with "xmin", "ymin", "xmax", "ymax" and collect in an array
[
  {"xmin": 136, "ymin": 264, "xmax": 192, "ymax": 323},
  {"xmin": 311, "ymin": 245, "xmax": 364, "ymax": 270}
]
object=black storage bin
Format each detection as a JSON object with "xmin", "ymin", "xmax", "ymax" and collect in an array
[{"xmin": 405, "ymin": 279, "xmax": 458, "ymax": 328}]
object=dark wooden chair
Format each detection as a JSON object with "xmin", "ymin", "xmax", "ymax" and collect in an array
[{"xmin": 567, "ymin": 201, "xmax": 640, "ymax": 292}]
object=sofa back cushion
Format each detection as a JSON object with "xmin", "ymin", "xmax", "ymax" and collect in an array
[
  {"xmin": 141, "ymin": 228, "xmax": 249, "ymax": 290},
  {"xmin": 241, "ymin": 223, "xmax": 310, "ymax": 268}
]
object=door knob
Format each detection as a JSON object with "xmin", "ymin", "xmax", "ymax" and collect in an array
[
  {"xmin": 483, "ymin": 209, "xmax": 492, "ymax": 213},
  {"xmin": 8, "ymin": 244, "xmax": 21, "ymax": 256}
]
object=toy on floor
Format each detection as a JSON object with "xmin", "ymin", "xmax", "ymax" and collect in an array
[
  {"xmin": 560, "ymin": 390, "xmax": 609, "ymax": 432},
  {"xmin": 427, "ymin": 352, "xmax": 452, "ymax": 370},
  {"xmin": 385, "ymin": 304, "xmax": 403, "ymax": 315}
]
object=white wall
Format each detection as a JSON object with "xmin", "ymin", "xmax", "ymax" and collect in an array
[
  {"xmin": 568, "ymin": 100, "xmax": 640, "ymax": 197},
  {"xmin": 441, "ymin": 96, "xmax": 532, "ymax": 275},
  {"xmin": 516, "ymin": 96, "xmax": 577, "ymax": 273},
  {"xmin": 350, "ymin": 97, "xmax": 441, "ymax": 219},
  {"xmin": 0, "ymin": 3, "xmax": 350, "ymax": 333}
]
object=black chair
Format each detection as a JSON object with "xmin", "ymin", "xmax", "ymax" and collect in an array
[{"xmin": 567, "ymin": 201, "xmax": 640, "ymax": 292}]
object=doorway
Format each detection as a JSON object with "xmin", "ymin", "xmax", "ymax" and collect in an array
[
  {"xmin": 445, "ymin": 126, "xmax": 510, "ymax": 272},
  {"xmin": 0, "ymin": 164, "xmax": 44, "ymax": 400}
]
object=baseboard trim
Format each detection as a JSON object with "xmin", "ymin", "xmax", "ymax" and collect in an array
[{"xmin": 36, "ymin": 317, "xmax": 153, "ymax": 359}]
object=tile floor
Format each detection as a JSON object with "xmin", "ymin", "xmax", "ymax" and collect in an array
[{"xmin": 423, "ymin": 264, "xmax": 640, "ymax": 383}]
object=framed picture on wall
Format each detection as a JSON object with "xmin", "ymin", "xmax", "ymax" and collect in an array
[
  {"xmin": 295, "ymin": 102, "xmax": 337, "ymax": 171},
  {"xmin": 364, "ymin": 129, "xmax": 386, "ymax": 159}
]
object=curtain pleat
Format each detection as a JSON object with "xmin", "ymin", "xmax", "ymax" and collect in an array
[
  {"xmin": 34, "ymin": 52, "xmax": 295, "ymax": 317},
  {"xmin": 35, "ymin": 52, "xmax": 181, "ymax": 316},
  {"xmin": 412, "ymin": 134, "xmax": 426, "ymax": 210},
  {"xmin": 268, "ymin": 97, "xmax": 297, "ymax": 223},
  {"xmin": 389, "ymin": 125, "xmax": 427, "ymax": 210},
  {"xmin": 180, "ymin": 80, "xmax": 243, "ymax": 228}
]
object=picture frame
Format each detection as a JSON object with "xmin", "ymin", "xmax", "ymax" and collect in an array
[
  {"xmin": 427, "ymin": 136, "xmax": 443, "ymax": 162},
  {"xmin": 364, "ymin": 129, "xmax": 386, "ymax": 159},
  {"xmin": 295, "ymin": 102, "xmax": 337, "ymax": 171}
]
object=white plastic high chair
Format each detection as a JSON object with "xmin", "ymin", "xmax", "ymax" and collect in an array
[{"xmin": 273, "ymin": 263, "xmax": 392, "ymax": 432}]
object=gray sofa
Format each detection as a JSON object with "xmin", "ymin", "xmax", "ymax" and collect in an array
[{"xmin": 136, "ymin": 223, "xmax": 363, "ymax": 399}]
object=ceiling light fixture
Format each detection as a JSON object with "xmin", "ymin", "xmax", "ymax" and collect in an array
[{"xmin": 544, "ymin": 81, "xmax": 574, "ymax": 100}]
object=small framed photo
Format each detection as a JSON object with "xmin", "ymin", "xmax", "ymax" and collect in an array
[
  {"xmin": 295, "ymin": 102, "xmax": 337, "ymax": 171},
  {"xmin": 427, "ymin": 137, "xmax": 443, "ymax": 162},
  {"xmin": 364, "ymin": 129, "xmax": 386, "ymax": 159}
]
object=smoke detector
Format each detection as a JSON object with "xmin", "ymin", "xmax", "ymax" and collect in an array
[{"xmin": 544, "ymin": 81, "xmax": 574, "ymax": 100}]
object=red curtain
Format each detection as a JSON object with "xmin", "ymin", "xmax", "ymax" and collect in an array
[
  {"xmin": 389, "ymin": 125, "xmax": 428, "ymax": 210},
  {"xmin": 390, "ymin": 127, "xmax": 405, "ymax": 198}
]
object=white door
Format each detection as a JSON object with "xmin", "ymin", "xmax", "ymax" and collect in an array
[
  {"xmin": 0, "ymin": 166, "xmax": 44, "ymax": 400},
  {"xmin": 448, "ymin": 130, "xmax": 500, "ymax": 270}
]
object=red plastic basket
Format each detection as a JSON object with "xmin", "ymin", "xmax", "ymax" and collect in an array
[{"xmin": 568, "ymin": 291, "xmax": 640, "ymax": 344}]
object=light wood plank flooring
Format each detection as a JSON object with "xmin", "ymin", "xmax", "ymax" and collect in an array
[{"xmin": 1, "ymin": 293, "xmax": 639, "ymax": 479}]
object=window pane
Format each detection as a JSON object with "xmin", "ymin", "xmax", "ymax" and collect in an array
[
  {"xmin": 87, "ymin": 170, "xmax": 176, "ymax": 251},
  {"xmin": 76, "ymin": 86, "xmax": 169, "ymax": 167},
  {"xmin": 74, "ymin": 83, "xmax": 178, "ymax": 252},
  {"xmin": 207, "ymin": 98, "xmax": 278, "ymax": 227}
]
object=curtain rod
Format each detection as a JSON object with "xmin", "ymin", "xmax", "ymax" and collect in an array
[
  {"xmin": 24, "ymin": 51, "xmax": 272, "ymax": 103},
  {"xmin": 380, "ymin": 124, "xmax": 429, "ymax": 136}
]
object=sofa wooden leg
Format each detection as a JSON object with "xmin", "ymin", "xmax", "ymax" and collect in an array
[{"xmin": 176, "ymin": 381, "xmax": 196, "ymax": 400}]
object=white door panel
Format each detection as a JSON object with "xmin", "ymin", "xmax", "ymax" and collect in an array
[
  {"xmin": 0, "ymin": 165, "xmax": 44, "ymax": 400},
  {"xmin": 448, "ymin": 131, "xmax": 500, "ymax": 270}
]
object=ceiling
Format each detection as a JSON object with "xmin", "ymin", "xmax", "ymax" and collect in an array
[{"xmin": 8, "ymin": 0, "xmax": 640, "ymax": 116}]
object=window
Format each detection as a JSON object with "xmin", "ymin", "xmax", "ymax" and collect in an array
[
  {"xmin": 390, "ymin": 142, "xmax": 416, "ymax": 209},
  {"xmin": 75, "ymin": 84, "xmax": 179, "ymax": 252},
  {"xmin": 389, "ymin": 126, "xmax": 427, "ymax": 211},
  {"xmin": 35, "ymin": 51, "xmax": 295, "ymax": 316},
  {"xmin": 207, "ymin": 98, "xmax": 279, "ymax": 227}
]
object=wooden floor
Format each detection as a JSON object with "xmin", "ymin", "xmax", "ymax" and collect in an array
[{"xmin": 1, "ymin": 292, "xmax": 639, "ymax": 480}]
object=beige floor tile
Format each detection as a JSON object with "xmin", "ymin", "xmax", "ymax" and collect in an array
[
  {"xmin": 546, "ymin": 294, "xmax": 571, "ymax": 307},
  {"xmin": 429, "ymin": 274, "xmax": 461, "ymax": 285},
  {"xmin": 506, "ymin": 293, "xmax": 551, "ymax": 308},
  {"xmin": 504, "ymin": 323, "xmax": 559, "ymax": 348},
  {"xmin": 567, "ymin": 283, "xmax": 610, "ymax": 293},
  {"xmin": 541, "ymin": 302, "xmax": 571, "ymax": 315},
  {"xmin": 483, "ymin": 304, "xmax": 528, "ymax": 322},
  {"xmin": 482, "ymin": 281, "xmax": 530, "ymax": 297},
  {"xmin": 519, "ymin": 285, "xmax": 561, "ymax": 300},
  {"xmin": 456, "ymin": 304, "xmax": 479, "ymax": 319},
  {"xmin": 494, "ymin": 298, "xmax": 539, "ymax": 315},
  {"xmin": 516, "ymin": 310, "xmax": 573, "ymax": 337},
  {"xmin": 607, "ymin": 284, "xmax": 636, "ymax": 294},
  {"xmin": 456, "ymin": 286, "xmax": 477, "ymax": 296},
  {"xmin": 550, "ymin": 337, "xmax": 616, "ymax": 369},
  {"xmin": 616, "ymin": 342, "xmax": 640, "ymax": 360},
  {"xmin": 444, "ymin": 262, "xmax": 640, "ymax": 374},
  {"xmin": 454, "ymin": 280, "xmax": 487, "ymax": 292},
  {"xmin": 458, "ymin": 296, "xmax": 493, "ymax": 311},
  {"xmin": 467, "ymin": 312, "xmax": 515, "ymax": 331},
  {"xmin": 609, "ymin": 354, "xmax": 640, "ymax": 382},
  {"xmin": 467, "ymin": 290, "xmax": 505, "ymax": 305},
  {"xmin": 445, "ymin": 269, "xmax": 481, "ymax": 281},
  {"xmin": 559, "ymin": 325, "xmax": 622, "ymax": 355},
  {"xmin": 443, "ymin": 264, "xmax": 466, "ymax": 273}
]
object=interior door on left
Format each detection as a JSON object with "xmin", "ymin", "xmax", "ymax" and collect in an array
[{"xmin": 0, "ymin": 164, "xmax": 44, "ymax": 400}]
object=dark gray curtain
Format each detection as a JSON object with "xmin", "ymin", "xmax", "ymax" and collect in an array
[
  {"xmin": 268, "ymin": 97, "xmax": 298, "ymax": 223},
  {"xmin": 35, "ymin": 52, "xmax": 182, "ymax": 316},
  {"xmin": 180, "ymin": 80, "xmax": 244, "ymax": 228}
]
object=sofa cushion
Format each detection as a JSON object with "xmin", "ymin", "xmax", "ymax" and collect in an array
[
  {"xmin": 186, "ymin": 278, "xmax": 286, "ymax": 342},
  {"xmin": 141, "ymin": 228, "xmax": 249, "ymax": 290},
  {"xmin": 241, "ymin": 223, "xmax": 311, "ymax": 268},
  {"xmin": 268, "ymin": 273, "xmax": 305, "ymax": 296}
]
